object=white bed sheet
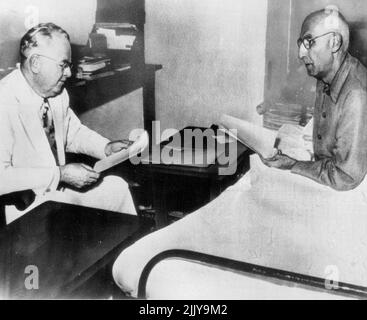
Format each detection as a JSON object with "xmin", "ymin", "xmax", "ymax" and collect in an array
[{"xmin": 113, "ymin": 155, "xmax": 367, "ymax": 298}]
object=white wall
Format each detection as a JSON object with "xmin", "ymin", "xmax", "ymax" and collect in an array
[
  {"xmin": 0, "ymin": 0, "xmax": 96, "ymax": 68},
  {"xmin": 0, "ymin": 0, "xmax": 269, "ymax": 140},
  {"xmin": 79, "ymin": 89, "xmax": 144, "ymax": 141},
  {"xmin": 145, "ymin": 0, "xmax": 268, "ymax": 131},
  {"xmin": 0, "ymin": 0, "xmax": 142, "ymax": 141}
]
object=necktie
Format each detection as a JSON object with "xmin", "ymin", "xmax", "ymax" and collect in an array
[
  {"xmin": 40, "ymin": 98, "xmax": 58, "ymax": 165},
  {"xmin": 323, "ymin": 83, "xmax": 331, "ymax": 96}
]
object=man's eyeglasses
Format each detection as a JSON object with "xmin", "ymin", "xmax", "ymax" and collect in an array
[
  {"xmin": 34, "ymin": 54, "xmax": 73, "ymax": 72},
  {"xmin": 297, "ymin": 31, "xmax": 335, "ymax": 50}
]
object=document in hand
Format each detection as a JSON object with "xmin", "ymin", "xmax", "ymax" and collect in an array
[
  {"xmin": 93, "ymin": 131, "xmax": 149, "ymax": 173},
  {"xmin": 219, "ymin": 114, "xmax": 278, "ymax": 158}
]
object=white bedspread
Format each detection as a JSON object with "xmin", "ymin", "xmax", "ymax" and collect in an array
[{"xmin": 113, "ymin": 155, "xmax": 367, "ymax": 298}]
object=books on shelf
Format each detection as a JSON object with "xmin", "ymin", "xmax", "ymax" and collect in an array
[
  {"xmin": 76, "ymin": 70, "xmax": 115, "ymax": 81},
  {"xmin": 94, "ymin": 22, "xmax": 137, "ymax": 31},
  {"xmin": 76, "ymin": 56, "xmax": 110, "ymax": 80},
  {"xmin": 75, "ymin": 57, "xmax": 131, "ymax": 80},
  {"xmin": 78, "ymin": 57, "xmax": 111, "ymax": 73}
]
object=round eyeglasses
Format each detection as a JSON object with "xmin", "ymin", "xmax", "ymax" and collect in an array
[
  {"xmin": 297, "ymin": 31, "xmax": 336, "ymax": 50},
  {"xmin": 34, "ymin": 54, "xmax": 73, "ymax": 72}
]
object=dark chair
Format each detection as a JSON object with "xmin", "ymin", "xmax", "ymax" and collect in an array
[
  {"xmin": 0, "ymin": 190, "xmax": 36, "ymax": 228},
  {"xmin": 0, "ymin": 197, "xmax": 6, "ymax": 228}
]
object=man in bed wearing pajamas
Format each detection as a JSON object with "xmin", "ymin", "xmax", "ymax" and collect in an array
[
  {"xmin": 0, "ymin": 23, "xmax": 136, "ymax": 224},
  {"xmin": 112, "ymin": 8, "xmax": 367, "ymax": 299}
]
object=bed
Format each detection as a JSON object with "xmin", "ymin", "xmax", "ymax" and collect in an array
[{"xmin": 112, "ymin": 155, "xmax": 367, "ymax": 299}]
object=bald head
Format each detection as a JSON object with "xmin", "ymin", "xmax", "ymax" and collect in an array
[{"xmin": 301, "ymin": 7, "xmax": 350, "ymax": 53}]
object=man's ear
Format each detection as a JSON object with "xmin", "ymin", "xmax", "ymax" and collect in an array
[
  {"xmin": 331, "ymin": 33, "xmax": 343, "ymax": 53},
  {"xmin": 28, "ymin": 55, "xmax": 41, "ymax": 74}
]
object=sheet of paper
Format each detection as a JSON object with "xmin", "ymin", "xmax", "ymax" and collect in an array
[
  {"xmin": 219, "ymin": 114, "xmax": 277, "ymax": 158},
  {"xmin": 276, "ymin": 123, "xmax": 313, "ymax": 161},
  {"xmin": 215, "ymin": 130, "xmax": 237, "ymax": 144},
  {"xmin": 94, "ymin": 131, "xmax": 149, "ymax": 173}
]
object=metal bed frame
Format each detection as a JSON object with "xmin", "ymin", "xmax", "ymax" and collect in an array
[{"xmin": 138, "ymin": 249, "xmax": 367, "ymax": 299}]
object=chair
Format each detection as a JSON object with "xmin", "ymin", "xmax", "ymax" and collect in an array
[
  {"xmin": 0, "ymin": 190, "xmax": 35, "ymax": 228},
  {"xmin": 0, "ymin": 197, "xmax": 6, "ymax": 228}
]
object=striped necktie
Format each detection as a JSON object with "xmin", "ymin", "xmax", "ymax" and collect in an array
[{"xmin": 41, "ymin": 98, "xmax": 58, "ymax": 164}]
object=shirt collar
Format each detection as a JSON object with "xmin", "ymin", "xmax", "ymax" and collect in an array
[{"xmin": 327, "ymin": 53, "xmax": 352, "ymax": 103}]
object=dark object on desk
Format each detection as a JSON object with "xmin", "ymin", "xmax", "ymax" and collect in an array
[
  {"xmin": 0, "ymin": 201, "xmax": 153, "ymax": 299},
  {"xmin": 135, "ymin": 126, "xmax": 251, "ymax": 227}
]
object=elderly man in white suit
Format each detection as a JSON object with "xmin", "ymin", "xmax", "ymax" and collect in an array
[{"xmin": 0, "ymin": 23, "xmax": 137, "ymax": 223}]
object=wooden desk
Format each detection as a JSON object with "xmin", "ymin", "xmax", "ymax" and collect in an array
[{"xmin": 0, "ymin": 201, "xmax": 153, "ymax": 299}]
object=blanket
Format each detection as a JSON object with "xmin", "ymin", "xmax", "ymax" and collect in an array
[{"xmin": 113, "ymin": 155, "xmax": 367, "ymax": 297}]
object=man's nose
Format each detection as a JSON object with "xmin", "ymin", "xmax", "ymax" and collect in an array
[
  {"xmin": 63, "ymin": 66, "xmax": 72, "ymax": 78},
  {"xmin": 298, "ymin": 43, "xmax": 308, "ymax": 60}
]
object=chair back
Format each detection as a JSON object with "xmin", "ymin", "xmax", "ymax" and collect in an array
[{"xmin": 0, "ymin": 191, "xmax": 35, "ymax": 228}]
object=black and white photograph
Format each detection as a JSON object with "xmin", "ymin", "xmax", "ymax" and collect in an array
[{"xmin": 1, "ymin": 0, "xmax": 367, "ymax": 303}]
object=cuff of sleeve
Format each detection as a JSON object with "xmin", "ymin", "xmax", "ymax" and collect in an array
[
  {"xmin": 102, "ymin": 139, "xmax": 111, "ymax": 159},
  {"xmin": 45, "ymin": 166, "xmax": 61, "ymax": 193}
]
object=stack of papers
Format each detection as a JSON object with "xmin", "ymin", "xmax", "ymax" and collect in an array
[
  {"xmin": 263, "ymin": 103, "xmax": 304, "ymax": 130},
  {"xmin": 94, "ymin": 23, "xmax": 137, "ymax": 50}
]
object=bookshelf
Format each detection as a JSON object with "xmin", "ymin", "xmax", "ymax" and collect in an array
[{"xmin": 67, "ymin": 0, "xmax": 161, "ymax": 140}]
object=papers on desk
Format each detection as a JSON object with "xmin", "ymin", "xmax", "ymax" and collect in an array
[
  {"xmin": 94, "ymin": 131, "xmax": 149, "ymax": 173},
  {"xmin": 95, "ymin": 23, "xmax": 137, "ymax": 50}
]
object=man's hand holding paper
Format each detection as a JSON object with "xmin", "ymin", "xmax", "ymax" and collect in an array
[
  {"xmin": 60, "ymin": 163, "xmax": 100, "ymax": 189},
  {"xmin": 260, "ymin": 151, "xmax": 298, "ymax": 170},
  {"xmin": 105, "ymin": 139, "xmax": 133, "ymax": 157},
  {"xmin": 94, "ymin": 130, "xmax": 149, "ymax": 173}
]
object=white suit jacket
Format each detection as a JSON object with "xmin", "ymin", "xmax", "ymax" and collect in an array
[{"xmin": 0, "ymin": 68, "xmax": 110, "ymax": 196}]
